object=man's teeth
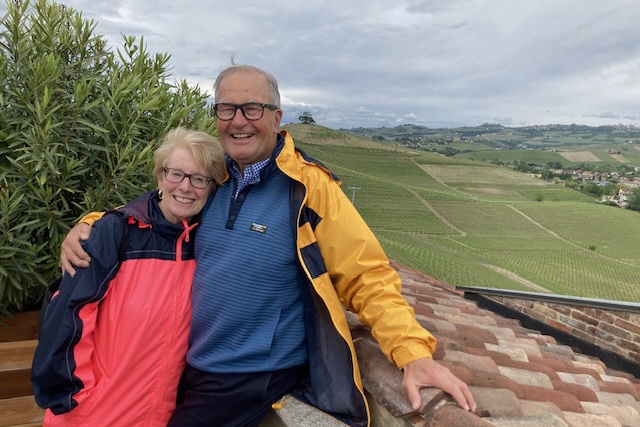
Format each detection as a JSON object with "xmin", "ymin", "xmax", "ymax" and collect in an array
[{"xmin": 233, "ymin": 134, "xmax": 251, "ymax": 139}]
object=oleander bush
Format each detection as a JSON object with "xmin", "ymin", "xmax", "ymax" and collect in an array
[{"xmin": 0, "ymin": 0, "xmax": 215, "ymax": 314}]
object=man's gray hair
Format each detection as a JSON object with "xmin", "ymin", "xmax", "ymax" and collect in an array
[{"xmin": 213, "ymin": 64, "xmax": 281, "ymax": 108}]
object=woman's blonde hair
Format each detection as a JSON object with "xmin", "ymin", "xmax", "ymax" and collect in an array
[{"xmin": 153, "ymin": 127, "xmax": 226, "ymax": 189}]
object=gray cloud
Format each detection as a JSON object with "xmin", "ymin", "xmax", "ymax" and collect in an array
[{"xmin": 8, "ymin": 0, "xmax": 640, "ymax": 128}]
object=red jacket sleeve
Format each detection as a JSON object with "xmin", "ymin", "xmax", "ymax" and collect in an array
[{"xmin": 31, "ymin": 215, "xmax": 125, "ymax": 414}]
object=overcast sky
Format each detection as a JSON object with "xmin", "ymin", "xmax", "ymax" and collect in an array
[{"xmin": 13, "ymin": 1, "xmax": 640, "ymax": 129}]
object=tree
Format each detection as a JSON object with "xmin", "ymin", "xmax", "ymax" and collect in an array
[
  {"xmin": 0, "ymin": 0, "xmax": 216, "ymax": 313},
  {"xmin": 582, "ymin": 182, "xmax": 602, "ymax": 198},
  {"xmin": 627, "ymin": 188, "xmax": 640, "ymax": 212},
  {"xmin": 547, "ymin": 161, "xmax": 562, "ymax": 170},
  {"xmin": 602, "ymin": 183, "xmax": 620, "ymax": 197},
  {"xmin": 299, "ymin": 111, "xmax": 315, "ymax": 124}
]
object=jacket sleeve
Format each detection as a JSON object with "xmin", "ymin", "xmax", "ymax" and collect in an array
[
  {"xmin": 313, "ymin": 179, "xmax": 437, "ymax": 368},
  {"xmin": 31, "ymin": 215, "xmax": 125, "ymax": 414},
  {"xmin": 79, "ymin": 211, "xmax": 106, "ymax": 226}
]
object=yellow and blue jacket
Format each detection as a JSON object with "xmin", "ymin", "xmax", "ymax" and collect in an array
[{"xmin": 275, "ymin": 131, "xmax": 437, "ymax": 426}]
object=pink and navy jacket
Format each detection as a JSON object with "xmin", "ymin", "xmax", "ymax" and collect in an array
[{"xmin": 32, "ymin": 191, "xmax": 196, "ymax": 427}]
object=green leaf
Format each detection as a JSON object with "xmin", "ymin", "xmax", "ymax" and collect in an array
[{"xmin": 0, "ymin": 0, "xmax": 215, "ymax": 313}]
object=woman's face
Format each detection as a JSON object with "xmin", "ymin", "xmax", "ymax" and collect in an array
[{"xmin": 157, "ymin": 146, "xmax": 211, "ymax": 224}]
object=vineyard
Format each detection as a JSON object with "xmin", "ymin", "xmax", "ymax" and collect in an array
[
  {"xmin": 287, "ymin": 124, "xmax": 640, "ymax": 303},
  {"xmin": 457, "ymin": 146, "xmax": 640, "ymax": 169}
]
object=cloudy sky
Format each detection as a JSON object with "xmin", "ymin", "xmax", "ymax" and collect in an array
[{"xmin": 13, "ymin": 0, "xmax": 640, "ymax": 129}]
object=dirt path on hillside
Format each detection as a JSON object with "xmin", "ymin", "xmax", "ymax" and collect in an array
[
  {"xmin": 481, "ymin": 264, "xmax": 551, "ymax": 292},
  {"xmin": 506, "ymin": 205, "xmax": 637, "ymax": 267},
  {"xmin": 505, "ymin": 205, "xmax": 578, "ymax": 245},
  {"xmin": 405, "ymin": 187, "xmax": 467, "ymax": 236},
  {"xmin": 411, "ymin": 159, "xmax": 470, "ymax": 198}
]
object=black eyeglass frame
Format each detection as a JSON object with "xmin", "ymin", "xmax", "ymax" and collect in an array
[
  {"xmin": 213, "ymin": 102, "xmax": 278, "ymax": 121},
  {"xmin": 163, "ymin": 167, "xmax": 213, "ymax": 189}
]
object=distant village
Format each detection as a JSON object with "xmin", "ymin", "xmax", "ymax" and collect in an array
[
  {"xmin": 397, "ymin": 139, "xmax": 640, "ymax": 209},
  {"xmin": 525, "ymin": 167, "xmax": 640, "ymax": 208}
]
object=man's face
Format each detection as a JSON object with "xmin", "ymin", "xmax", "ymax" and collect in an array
[{"xmin": 215, "ymin": 70, "xmax": 282, "ymax": 172}]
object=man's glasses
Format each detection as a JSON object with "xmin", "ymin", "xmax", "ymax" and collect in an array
[
  {"xmin": 213, "ymin": 102, "xmax": 278, "ymax": 121},
  {"xmin": 163, "ymin": 167, "xmax": 212, "ymax": 189}
]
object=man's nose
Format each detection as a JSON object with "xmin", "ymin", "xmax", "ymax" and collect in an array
[{"xmin": 231, "ymin": 107, "xmax": 249, "ymax": 124}]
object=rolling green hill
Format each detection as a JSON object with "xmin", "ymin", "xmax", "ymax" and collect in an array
[
  {"xmin": 283, "ymin": 124, "xmax": 640, "ymax": 303},
  {"xmin": 342, "ymin": 122, "xmax": 640, "ymax": 170}
]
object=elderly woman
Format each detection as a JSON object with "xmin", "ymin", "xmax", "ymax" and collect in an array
[{"xmin": 31, "ymin": 127, "xmax": 226, "ymax": 427}]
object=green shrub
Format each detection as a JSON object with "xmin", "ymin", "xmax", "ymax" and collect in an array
[{"xmin": 0, "ymin": 0, "xmax": 216, "ymax": 314}]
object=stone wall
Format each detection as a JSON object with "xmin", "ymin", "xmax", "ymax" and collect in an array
[{"xmin": 484, "ymin": 295, "xmax": 640, "ymax": 365}]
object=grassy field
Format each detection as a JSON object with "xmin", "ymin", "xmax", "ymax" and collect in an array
[
  {"xmin": 284, "ymin": 124, "xmax": 640, "ymax": 303},
  {"xmin": 455, "ymin": 143, "xmax": 640, "ymax": 169}
]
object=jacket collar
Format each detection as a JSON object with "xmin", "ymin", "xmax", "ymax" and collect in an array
[{"xmin": 111, "ymin": 190, "xmax": 197, "ymax": 234}]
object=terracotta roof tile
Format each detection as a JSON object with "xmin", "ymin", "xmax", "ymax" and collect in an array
[
  {"xmin": 498, "ymin": 366, "xmax": 554, "ymax": 389},
  {"xmin": 443, "ymin": 350, "xmax": 499, "ymax": 374},
  {"xmin": 598, "ymin": 379, "xmax": 640, "ymax": 400},
  {"xmin": 519, "ymin": 399, "xmax": 565, "ymax": 419},
  {"xmin": 527, "ymin": 355, "xmax": 573, "ymax": 372},
  {"xmin": 558, "ymin": 371, "xmax": 600, "ymax": 391},
  {"xmin": 508, "ymin": 359, "xmax": 561, "ymax": 381},
  {"xmin": 470, "ymin": 371, "xmax": 524, "ymax": 399},
  {"xmin": 551, "ymin": 379, "xmax": 599, "ymax": 402},
  {"xmin": 581, "ymin": 401, "xmax": 640, "ymax": 426},
  {"xmin": 596, "ymin": 390, "xmax": 639, "ymax": 408},
  {"xmin": 538, "ymin": 343, "xmax": 577, "ymax": 361},
  {"xmin": 469, "ymin": 387, "xmax": 522, "ymax": 417},
  {"xmin": 455, "ymin": 324, "xmax": 501, "ymax": 347},
  {"xmin": 487, "ymin": 344, "xmax": 530, "ymax": 363},
  {"xmin": 560, "ymin": 411, "xmax": 620, "ymax": 426},
  {"xmin": 412, "ymin": 404, "xmax": 495, "ymax": 427},
  {"xmin": 344, "ymin": 261, "xmax": 640, "ymax": 427}
]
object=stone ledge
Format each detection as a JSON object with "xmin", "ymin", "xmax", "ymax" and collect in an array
[{"xmin": 264, "ymin": 396, "xmax": 347, "ymax": 427}]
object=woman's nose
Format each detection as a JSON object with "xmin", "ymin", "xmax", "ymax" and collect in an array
[{"xmin": 179, "ymin": 176, "xmax": 193, "ymax": 190}]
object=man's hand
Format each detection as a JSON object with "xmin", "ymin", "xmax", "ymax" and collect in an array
[
  {"xmin": 60, "ymin": 222, "xmax": 92, "ymax": 277},
  {"xmin": 402, "ymin": 357, "xmax": 476, "ymax": 413}
]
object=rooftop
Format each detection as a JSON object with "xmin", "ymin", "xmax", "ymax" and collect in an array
[{"xmin": 344, "ymin": 261, "xmax": 640, "ymax": 426}]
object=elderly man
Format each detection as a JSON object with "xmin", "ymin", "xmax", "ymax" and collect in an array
[{"xmin": 61, "ymin": 64, "xmax": 476, "ymax": 427}]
